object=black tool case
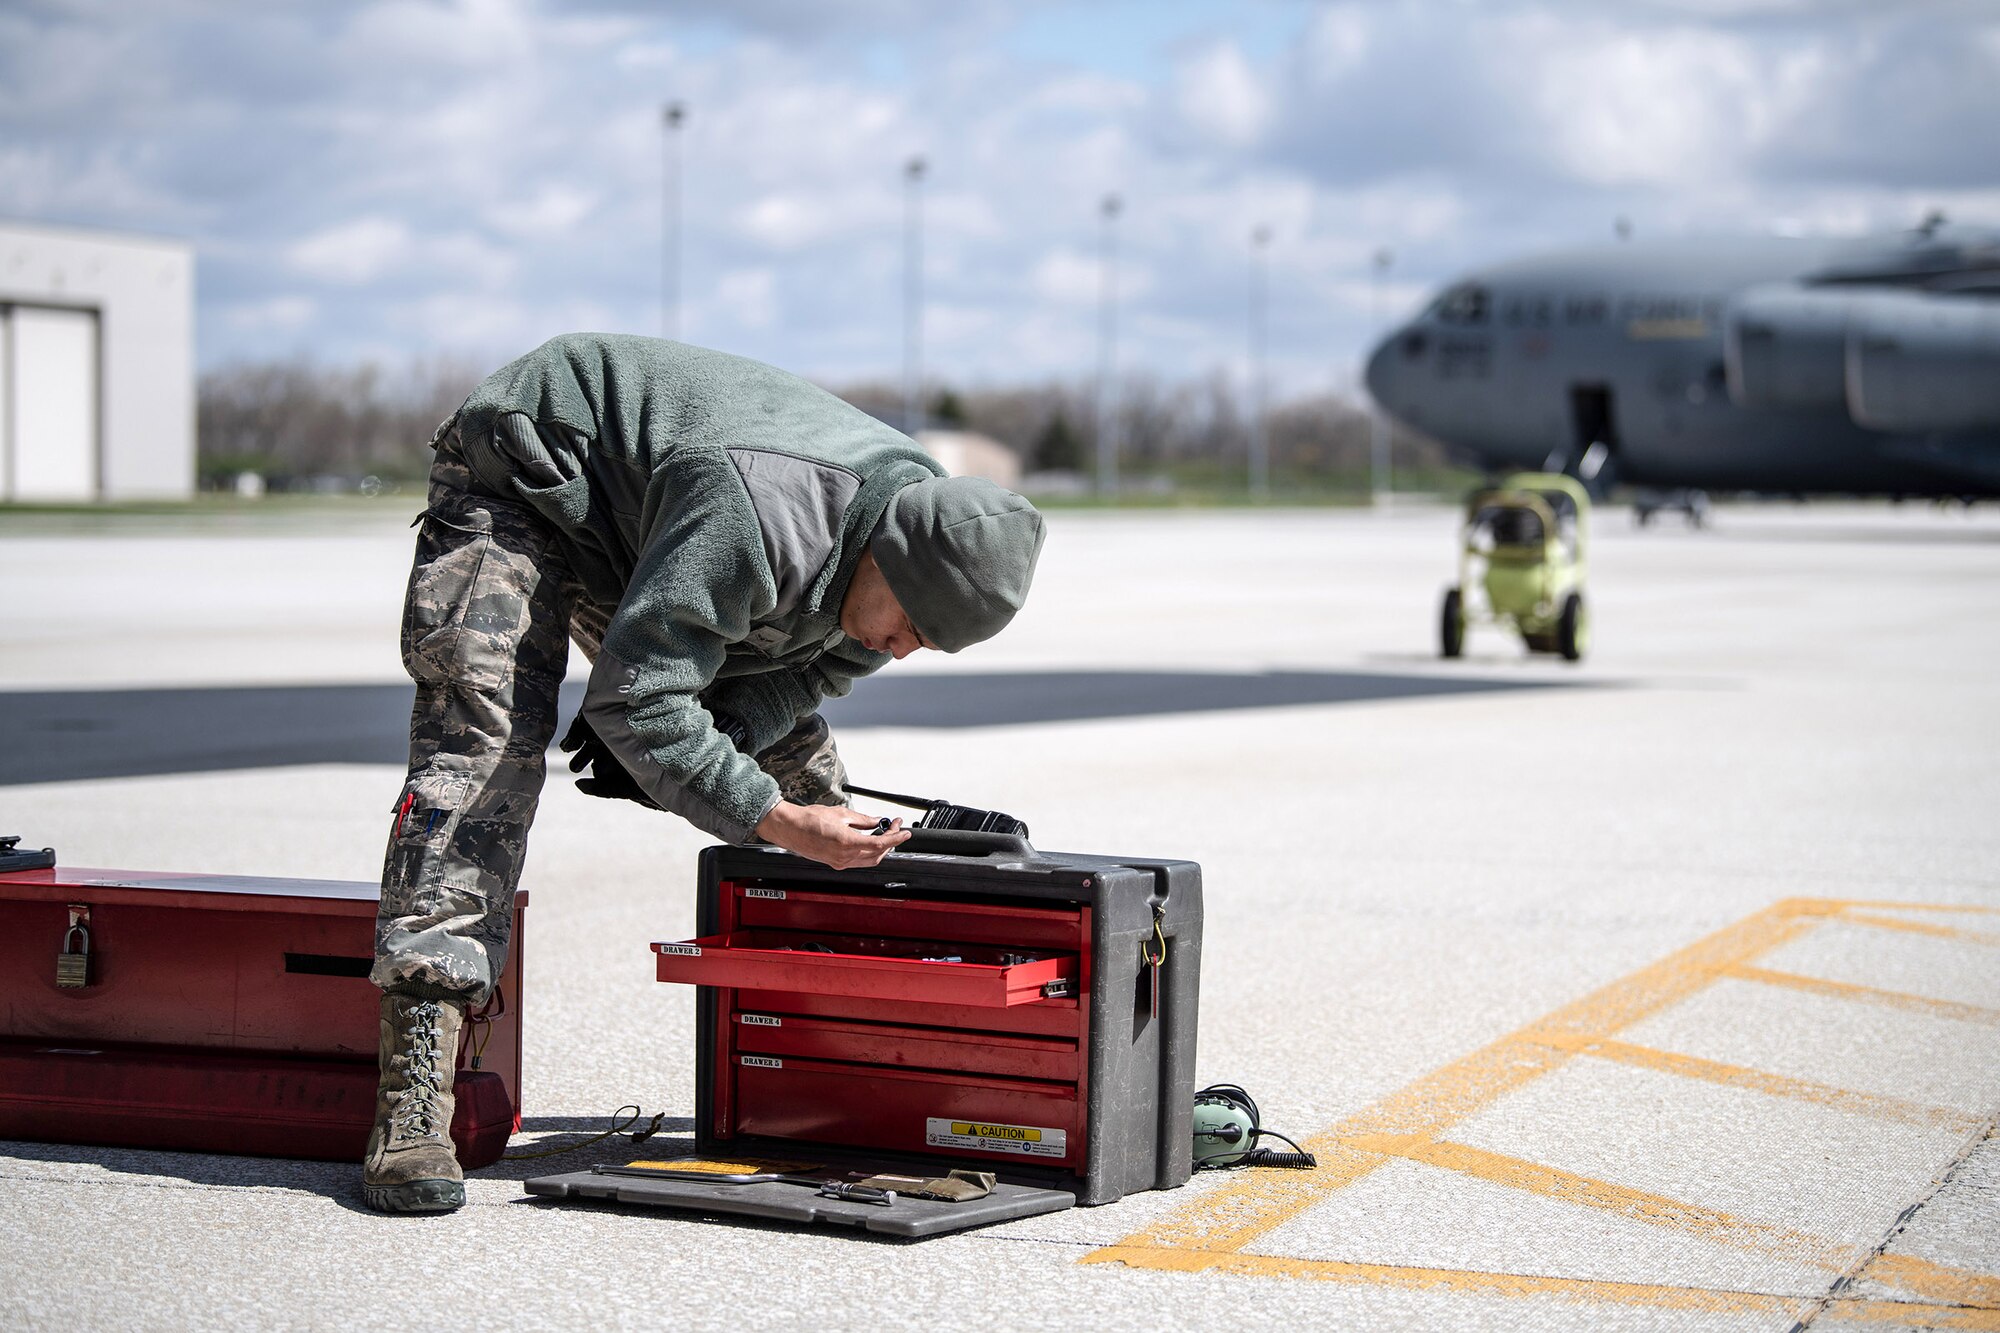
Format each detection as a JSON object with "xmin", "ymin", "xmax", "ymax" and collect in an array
[{"xmin": 667, "ymin": 828, "xmax": 1201, "ymax": 1208}]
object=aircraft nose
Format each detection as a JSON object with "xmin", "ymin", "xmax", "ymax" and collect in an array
[{"xmin": 1364, "ymin": 328, "xmax": 1404, "ymax": 419}]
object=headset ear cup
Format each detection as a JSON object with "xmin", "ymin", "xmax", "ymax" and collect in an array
[{"xmin": 1192, "ymin": 1085, "xmax": 1260, "ymax": 1168}]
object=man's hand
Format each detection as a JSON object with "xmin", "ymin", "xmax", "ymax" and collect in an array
[{"xmin": 756, "ymin": 802, "xmax": 911, "ymax": 870}]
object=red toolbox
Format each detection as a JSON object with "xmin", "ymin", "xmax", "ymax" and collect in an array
[
  {"xmin": 0, "ymin": 862, "xmax": 524, "ymax": 1167},
  {"xmin": 652, "ymin": 828, "xmax": 1202, "ymax": 1206}
]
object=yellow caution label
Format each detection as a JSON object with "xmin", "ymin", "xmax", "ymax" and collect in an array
[
  {"xmin": 953, "ymin": 1121, "xmax": 1039, "ymax": 1142},
  {"xmin": 926, "ymin": 1117, "xmax": 1066, "ymax": 1158}
]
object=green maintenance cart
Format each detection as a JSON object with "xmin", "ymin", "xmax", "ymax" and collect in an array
[{"xmin": 1439, "ymin": 472, "xmax": 1590, "ymax": 662}]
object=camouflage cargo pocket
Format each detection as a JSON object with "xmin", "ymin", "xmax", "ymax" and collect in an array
[
  {"xmin": 380, "ymin": 768, "xmax": 472, "ymax": 919},
  {"xmin": 400, "ymin": 499, "xmax": 542, "ymax": 695}
]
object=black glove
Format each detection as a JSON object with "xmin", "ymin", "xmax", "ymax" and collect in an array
[{"xmin": 558, "ymin": 715, "xmax": 661, "ymax": 809}]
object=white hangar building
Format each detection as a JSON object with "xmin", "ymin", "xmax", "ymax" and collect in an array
[{"xmin": 0, "ymin": 220, "xmax": 194, "ymax": 502}]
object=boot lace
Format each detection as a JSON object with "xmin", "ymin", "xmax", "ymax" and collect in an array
[{"xmin": 391, "ymin": 1000, "xmax": 448, "ymax": 1142}]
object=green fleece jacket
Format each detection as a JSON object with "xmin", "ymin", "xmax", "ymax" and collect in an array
[{"xmin": 453, "ymin": 334, "xmax": 943, "ymax": 843}]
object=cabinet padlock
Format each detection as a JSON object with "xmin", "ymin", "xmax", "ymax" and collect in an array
[{"xmin": 56, "ymin": 911, "xmax": 91, "ymax": 989}]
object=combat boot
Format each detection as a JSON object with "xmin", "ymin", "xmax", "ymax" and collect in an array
[{"xmin": 361, "ymin": 991, "xmax": 466, "ymax": 1213}]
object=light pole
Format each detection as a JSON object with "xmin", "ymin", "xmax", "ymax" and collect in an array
[
  {"xmin": 661, "ymin": 101, "xmax": 687, "ymax": 341},
  {"xmin": 903, "ymin": 156, "xmax": 926, "ymax": 435},
  {"xmin": 1370, "ymin": 246, "xmax": 1393, "ymax": 509},
  {"xmin": 1095, "ymin": 192, "xmax": 1122, "ymax": 498},
  {"xmin": 1248, "ymin": 224, "xmax": 1272, "ymax": 500}
]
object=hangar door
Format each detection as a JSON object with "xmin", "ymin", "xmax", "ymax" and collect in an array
[{"xmin": 2, "ymin": 305, "xmax": 101, "ymax": 502}]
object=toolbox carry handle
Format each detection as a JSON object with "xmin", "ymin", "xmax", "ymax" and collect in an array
[{"xmin": 895, "ymin": 827, "xmax": 1034, "ymax": 859}]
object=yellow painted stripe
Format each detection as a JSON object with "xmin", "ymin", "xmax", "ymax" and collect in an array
[
  {"xmin": 1081, "ymin": 1247, "xmax": 1811, "ymax": 1314},
  {"xmin": 1840, "ymin": 910, "xmax": 2000, "ymax": 947},
  {"xmin": 1865, "ymin": 1253, "xmax": 2000, "ymax": 1310},
  {"xmin": 1083, "ymin": 1249, "xmax": 2000, "ymax": 1327},
  {"xmin": 1821, "ymin": 1298, "xmax": 2000, "ymax": 1330},
  {"xmin": 1343, "ymin": 1133, "xmax": 1856, "ymax": 1269},
  {"xmin": 1814, "ymin": 900, "xmax": 2000, "ymax": 916},
  {"xmin": 1088, "ymin": 897, "xmax": 2000, "ymax": 1315},
  {"xmin": 1726, "ymin": 964, "xmax": 2000, "ymax": 1026},
  {"xmin": 1094, "ymin": 899, "xmax": 1822, "ymax": 1257},
  {"xmin": 1529, "ymin": 1031, "xmax": 1985, "ymax": 1133},
  {"xmin": 1342, "ymin": 1135, "xmax": 2000, "ymax": 1309}
]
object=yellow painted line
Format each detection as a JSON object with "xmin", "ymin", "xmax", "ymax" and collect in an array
[
  {"xmin": 1816, "ymin": 900, "xmax": 2000, "ymax": 916},
  {"xmin": 1083, "ymin": 1247, "xmax": 1812, "ymax": 1315},
  {"xmin": 1082, "ymin": 1250, "xmax": 2000, "ymax": 1327},
  {"xmin": 1820, "ymin": 1298, "xmax": 2000, "ymax": 1330},
  {"xmin": 1840, "ymin": 909, "xmax": 2000, "ymax": 947},
  {"xmin": 1343, "ymin": 1133, "xmax": 1856, "ymax": 1270},
  {"xmin": 1726, "ymin": 963, "xmax": 2000, "ymax": 1026},
  {"xmin": 1087, "ymin": 897, "xmax": 2000, "ymax": 1314},
  {"xmin": 1529, "ymin": 1031, "xmax": 1986, "ymax": 1133},
  {"xmin": 1339, "ymin": 1134, "xmax": 2000, "ymax": 1309},
  {"xmin": 1088, "ymin": 899, "xmax": 1822, "ymax": 1258},
  {"xmin": 1866, "ymin": 1254, "xmax": 2000, "ymax": 1311}
]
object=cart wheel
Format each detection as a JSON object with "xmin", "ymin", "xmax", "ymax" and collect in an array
[
  {"xmin": 1440, "ymin": 588, "xmax": 1464, "ymax": 658},
  {"xmin": 1558, "ymin": 592, "xmax": 1588, "ymax": 661}
]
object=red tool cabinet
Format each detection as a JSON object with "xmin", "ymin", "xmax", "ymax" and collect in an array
[
  {"xmin": 652, "ymin": 829, "xmax": 1201, "ymax": 1206},
  {"xmin": 0, "ymin": 864, "xmax": 524, "ymax": 1166}
]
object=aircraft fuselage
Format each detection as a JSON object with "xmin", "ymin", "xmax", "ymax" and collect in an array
[{"xmin": 1365, "ymin": 232, "xmax": 2000, "ymax": 497}]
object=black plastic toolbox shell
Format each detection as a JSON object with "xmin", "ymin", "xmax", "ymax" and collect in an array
[{"xmin": 687, "ymin": 828, "xmax": 1202, "ymax": 1207}]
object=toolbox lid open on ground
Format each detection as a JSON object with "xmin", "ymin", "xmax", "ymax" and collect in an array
[{"xmin": 524, "ymin": 1157, "xmax": 1076, "ymax": 1239}]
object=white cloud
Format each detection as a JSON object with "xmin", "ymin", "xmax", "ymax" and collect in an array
[
  {"xmin": 487, "ymin": 184, "xmax": 598, "ymax": 240},
  {"xmin": 1172, "ymin": 42, "xmax": 1271, "ymax": 148},
  {"xmin": 1301, "ymin": 4, "xmax": 1370, "ymax": 82},
  {"xmin": 3, "ymin": 0, "xmax": 1990, "ymax": 396},
  {"xmin": 713, "ymin": 267, "xmax": 779, "ymax": 330},
  {"xmin": 1031, "ymin": 248, "xmax": 1102, "ymax": 306},
  {"xmin": 1516, "ymin": 17, "xmax": 1772, "ymax": 187},
  {"xmin": 287, "ymin": 217, "xmax": 411, "ymax": 284}
]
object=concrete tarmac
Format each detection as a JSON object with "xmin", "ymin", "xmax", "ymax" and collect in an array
[{"xmin": 3, "ymin": 499, "xmax": 1997, "ymax": 1331}]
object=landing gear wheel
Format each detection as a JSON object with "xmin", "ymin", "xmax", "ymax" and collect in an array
[
  {"xmin": 1558, "ymin": 592, "xmax": 1588, "ymax": 662},
  {"xmin": 1439, "ymin": 588, "xmax": 1464, "ymax": 658}
]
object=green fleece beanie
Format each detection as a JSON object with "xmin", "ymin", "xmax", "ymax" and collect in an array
[{"xmin": 871, "ymin": 477, "xmax": 1046, "ymax": 653}]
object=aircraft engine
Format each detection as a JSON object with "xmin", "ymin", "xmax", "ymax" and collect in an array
[
  {"xmin": 1845, "ymin": 292, "xmax": 2000, "ymax": 433},
  {"xmin": 1722, "ymin": 285, "xmax": 1858, "ymax": 411}
]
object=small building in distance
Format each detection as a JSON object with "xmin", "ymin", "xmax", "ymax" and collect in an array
[
  {"xmin": 0, "ymin": 220, "xmax": 195, "ymax": 502},
  {"xmin": 916, "ymin": 428, "xmax": 1021, "ymax": 489}
]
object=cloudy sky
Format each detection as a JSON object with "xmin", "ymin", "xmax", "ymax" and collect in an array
[{"xmin": 4, "ymin": 0, "xmax": 1997, "ymax": 398}]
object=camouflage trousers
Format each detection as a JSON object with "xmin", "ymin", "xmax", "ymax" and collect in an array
[{"xmin": 371, "ymin": 422, "xmax": 848, "ymax": 1006}]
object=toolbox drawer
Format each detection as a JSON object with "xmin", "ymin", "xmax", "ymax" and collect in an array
[
  {"xmin": 728, "ymin": 882, "xmax": 1083, "ymax": 951},
  {"xmin": 731, "ymin": 1010, "xmax": 1080, "ymax": 1081},
  {"xmin": 654, "ymin": 929, "xmax": 1074, "ymax": 1009},
  {"xmin": 732, "ymin": 987, "xmax": 1079, "ymax": 1037},
  {"xmin": 733, "ymin": 1054, "xmax": 1084, "ymax": 1169}
]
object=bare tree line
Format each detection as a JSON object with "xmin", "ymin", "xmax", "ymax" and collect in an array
[
  {"xmin": 199, "ymin": 357, "xmax": 1462, "ymax": 492},
  {"xmin": 198, "ymin": 358, "xmax": 485, "ymax": 486}
]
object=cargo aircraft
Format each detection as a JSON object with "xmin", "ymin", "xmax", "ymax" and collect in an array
[{"xmin": 1363, "ymin": 216, "xmax": 2000, "ymax": 501}]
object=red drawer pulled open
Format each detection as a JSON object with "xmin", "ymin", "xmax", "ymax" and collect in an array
[{"xmin": 653, "ymin": 929, "xmax": 1074, "ymax": 1009}]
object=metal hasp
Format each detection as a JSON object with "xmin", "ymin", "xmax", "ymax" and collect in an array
[
  {"xmin": 55, "ymin": 903, "xmax": 91, "ymax": 989},
  {"xmin": 654, "ymin": 825, "xmax": 1202, "ymax": 1207}
]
